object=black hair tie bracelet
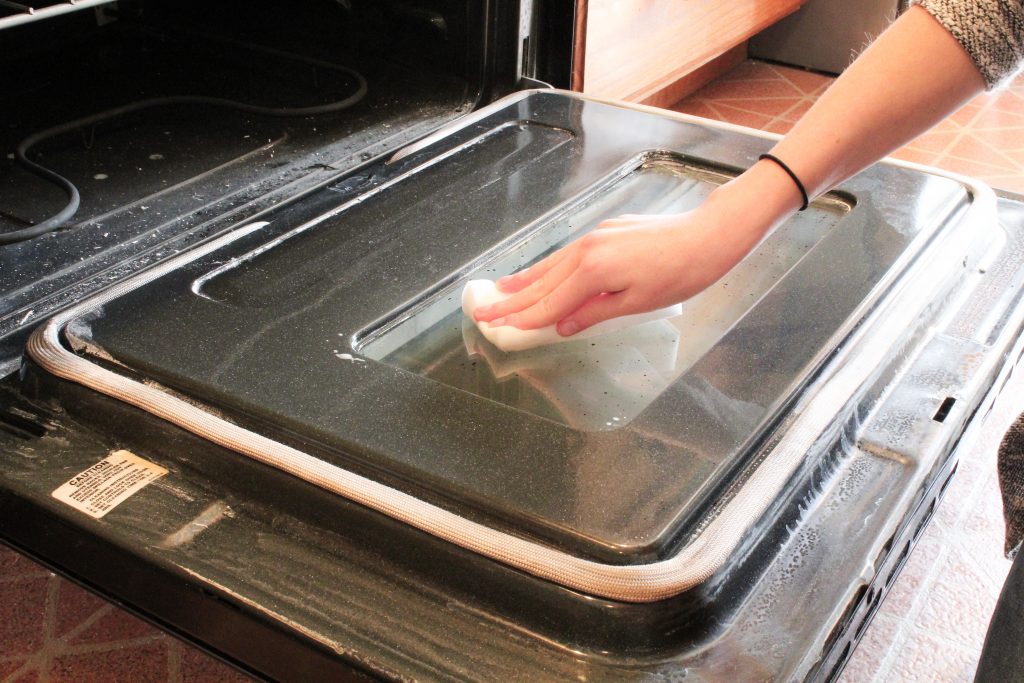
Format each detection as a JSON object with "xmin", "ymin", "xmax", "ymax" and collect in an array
[{"xmin": 758, "ymin": 153, "xmax": 809, "ymax": 211}]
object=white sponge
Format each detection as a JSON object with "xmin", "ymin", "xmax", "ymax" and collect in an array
[{"xmin": 461, "ymin": 279, "xmax": 683, "ymax": 352}]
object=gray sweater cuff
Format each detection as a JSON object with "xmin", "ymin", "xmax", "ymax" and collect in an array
[{"xmin": 913, "ymin": 0, "xmax": 1024, "ymax": 89}]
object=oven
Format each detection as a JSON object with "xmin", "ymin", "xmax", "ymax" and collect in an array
[{"xmin": 3, "ymin": 3, "xmax": 1024, "ymax": 681}]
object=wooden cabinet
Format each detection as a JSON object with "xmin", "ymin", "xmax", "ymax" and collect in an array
[{"xmin": 580, "ymin": 0, "xmax": 807, "ymax": 106}]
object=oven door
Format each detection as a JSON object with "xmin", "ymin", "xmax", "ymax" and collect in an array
[{"xmin": 3, "ymin": 90, "xmax": 1024, "ymax": 682}]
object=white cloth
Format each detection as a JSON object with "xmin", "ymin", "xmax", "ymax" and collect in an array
[{"xmin": 461, "ymin": 279, "xmax": 683, "ymax": 352}]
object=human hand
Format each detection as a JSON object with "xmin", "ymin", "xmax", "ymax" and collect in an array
[
  {"xmin": 472, "ymin": 207, "xmax": 754, "ymax": 336},
  {"xmin": 472, "ymin": 158, "xmax": 807, "ymax": 336}
]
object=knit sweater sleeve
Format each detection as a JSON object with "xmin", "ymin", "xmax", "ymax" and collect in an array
[{"xmin": 912, "ymin": 0, "xmax": 1024, "ymax": 88}]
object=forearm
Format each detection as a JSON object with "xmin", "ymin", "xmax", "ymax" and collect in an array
[
  {"xmin": 774, "ymin": 6, "xmax": 984, "ymax": 197},
  {"xmin": 713, "ymin": 5, "xmax": 986, "ymax": 248},
  {"xmin": 774, "ymin": 6, "xmax": 983, "ymax": 200},
  {"xmin": 475, "ymin": 6, "xmax": 994, "ymax": 333}
]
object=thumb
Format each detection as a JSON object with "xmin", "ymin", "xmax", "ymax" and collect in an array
[{"xmin": 556, "ymin": 292, "xmax": 636, "ymax": 336}]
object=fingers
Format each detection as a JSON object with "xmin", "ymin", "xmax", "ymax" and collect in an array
[
  {"xmin": 498, "ymin": 269, "xmax": 607, "ymax": 330},
  {"xmin": 493, "ymin": 216, "xmax": 646, "ymax": 295},
  {"xmin": 495, "ymin": 243, "xmax": 574, "ymax": 293},
  {"xmin": 475, "ymin": 219, "xmax": 663, "ymax": 327},
  {"xmin": 492, "ymin": 217, "xmax": 648, "ymax": 296},
  {"xmin": 475, "ymin": 248, "xmax": 581, "ymax": 322},
  {"xmin": 556, "ymin": 291, "xmax": 638, "ymax": 336}
]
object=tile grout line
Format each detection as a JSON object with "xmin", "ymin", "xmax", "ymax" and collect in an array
[
  {"xmin": 1, "ymin": 575, "xmax": 64, "ymax": 683},
  {"xmin": 3, "ymin": 578, "xmax": 154, "ymax": 683},
  {"xmin": 167, "ymin": 637, "xmax": 183, "ymax": 683},
  {"xmin": 37, "ymin": 574, "xmax": 60, "ymax": 683},
  {"xmin": 932, "ymin": 104, "xmax": 988, "ymax": 169},
  {"xmin": 953, "ymin": 475, "xmax": 1012, "ymax": 591},
  {"xmin": 868, "ymin": 537, "xmax": 956, "ymax": 682},
  {"xmin": 45, "ymin": 632, "xmax": 167, "ymax": 657},
  {"xmin": 868, "ymin": 451, "xmax": 1011, "ymax": 681}
]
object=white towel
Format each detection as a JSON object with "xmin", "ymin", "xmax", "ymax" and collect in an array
[{"xmin": 461, "ymin": 279, "xmax": 683, "ymax": 352}]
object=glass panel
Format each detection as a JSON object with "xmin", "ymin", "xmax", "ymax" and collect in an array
[{"xmin": 360, "ymin": 155, "xmax": 850, "ymax": 430}]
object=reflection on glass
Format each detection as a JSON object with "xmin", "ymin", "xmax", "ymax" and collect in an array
[{"xmin": 360, "ymin": 154, "xmax": 849, "ymax": 431}]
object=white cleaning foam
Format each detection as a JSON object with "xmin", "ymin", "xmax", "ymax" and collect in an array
[{"xmin": 461, "ymin": 279, "xmax": 683, "ymax": 352}]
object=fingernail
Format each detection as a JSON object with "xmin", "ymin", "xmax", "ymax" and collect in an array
[
  {"xmin": 497, "ymin": 275, "xmax": 513, "ymax": 285},
  {"xmin": 490, "ymin": 317, "xmax": 506, "ymax": 327},
  {"xmin": 558, "ymin": 320, "xmax": 579, "ymax": 336},
  {"xmin": 474, "ymin": 305, "xmax": 491, "ymax": 319}
]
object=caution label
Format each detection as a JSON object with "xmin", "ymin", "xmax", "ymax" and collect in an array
[{"xmin": 52, "ymin": 450, "xmax": 167, "ymax": 519}]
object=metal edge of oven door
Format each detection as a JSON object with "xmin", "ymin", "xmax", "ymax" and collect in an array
[{"xmin": 793, "ymin": 190, "xmax": 1024, "ymax": 682}]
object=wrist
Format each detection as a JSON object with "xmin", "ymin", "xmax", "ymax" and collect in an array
[
  {"xmin": 758, "ymin": 154, "xmax": 809, "ymax": 210},
  {"xmin": 704, "ymin": 162, "xmax": 801, "ymax": 248}
]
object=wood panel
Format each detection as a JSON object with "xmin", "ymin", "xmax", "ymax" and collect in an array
[
  {"xmin": 583, "ymin": 0, "xmax": 805, "ymax": 104},
  {"xmin": 637, "ymin": 42, "xmax": 747, "ymax": 108}
]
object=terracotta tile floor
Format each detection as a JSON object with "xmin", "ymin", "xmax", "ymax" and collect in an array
[
  {"xmin": 673, "ymin": 60, "xmax": 1024, "ymax": 195},
  {"xmin": 0, "ymin": 544, "xmax": 253, "ymax": 682},
  {"xmin": 673, "ymin": 60, "xmax": 1024, "ymax": 682},
  {"xmin": 2, "ymin": 61, "xmax": 1024, "ymax": 683}
]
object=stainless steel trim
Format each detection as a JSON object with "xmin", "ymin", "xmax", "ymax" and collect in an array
[{"xmin": 0, "ymin": 0, "xmax": 117, "ymax": 31}]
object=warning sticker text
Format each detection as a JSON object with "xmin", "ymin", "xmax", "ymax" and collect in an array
[{"xmin": 52, "ymin": 450, "xmax": 167, "ymax": 519}]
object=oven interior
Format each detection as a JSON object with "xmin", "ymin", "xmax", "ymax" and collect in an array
[{"xmin": 0, "ymin": 0, "xmax": 518, "ymax": 362}]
